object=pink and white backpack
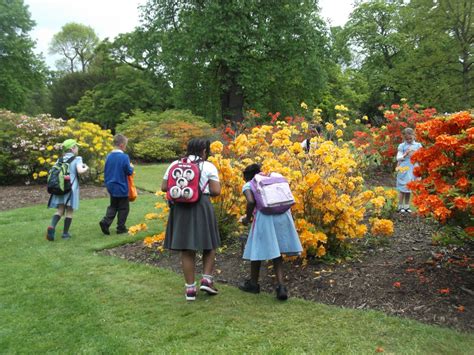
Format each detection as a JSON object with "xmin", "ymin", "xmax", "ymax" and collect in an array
[
  {"xmin": 250, "ymin": 172, "xmax": 295, "ymax": 215},
  {"xmin": 166, "ymin": 158, "xmax": 207, "ymax": 204}
]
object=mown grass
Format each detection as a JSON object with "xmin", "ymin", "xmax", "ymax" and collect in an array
[
  {"xmin": 133, "ymin": 164, "xmax": 168, "ymax": 192},
  {"xmin": 0, "ymin": 196, "xmax": 473, "ymax": 353}
]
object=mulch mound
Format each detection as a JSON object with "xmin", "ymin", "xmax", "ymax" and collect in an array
[{"xmin": 104, "ymin": 213, "xmax": 474, "ymax": 332}]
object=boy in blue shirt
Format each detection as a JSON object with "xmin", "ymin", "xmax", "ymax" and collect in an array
[{"xmin": 99, "ymin": 134, "xmax": 134, "ymax": 235}]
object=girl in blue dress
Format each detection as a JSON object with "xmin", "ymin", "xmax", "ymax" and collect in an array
[
  {"xmin": 396, "ymin": 128, "xmax": 422, "ymax": 213},
  {"xmin": 239, "ymin": 164, "xmax": 302, "ymax": 300},
  {"xmin": 46, "ymin": 139, "xmax": 89, "ymax": 241}
]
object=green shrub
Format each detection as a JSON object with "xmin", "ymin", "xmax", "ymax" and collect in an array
[
  {"xmin": 117, "ymin": 109, "xmax": 216, "ymax": 161},
  {"xmin": 134, "ymin": 137, "xmax": 179, "ymax": 162}
]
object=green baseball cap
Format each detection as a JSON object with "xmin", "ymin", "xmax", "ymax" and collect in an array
[{"xmin": 62, "ymin": 139, "xmax": 81, "ymax": 151}]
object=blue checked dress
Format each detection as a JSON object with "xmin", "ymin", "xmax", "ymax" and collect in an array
[
  {"xmin": 242, "ymin": 182, "xmax": 302, "ymax": 261},
  {"xmin": 396, "ymin": 141, "xmax": 422, "ymax": 193},
  {"xmin": 48, "ymin": 153, "xmax": 83, "ymax": 210}
]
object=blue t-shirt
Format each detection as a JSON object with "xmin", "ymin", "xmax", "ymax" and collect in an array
[{"xmin": 104, "ymin": 150, "xmax": 134, "ymax": 197}]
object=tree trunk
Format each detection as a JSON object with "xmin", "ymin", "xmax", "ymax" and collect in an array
[
  {"xmin": 217, "ymin": 62, "xmax": 244, "ymax": 122},
  {"xmin": 221, "ymin": 78, "xmax": 244, "ymax": 122}
]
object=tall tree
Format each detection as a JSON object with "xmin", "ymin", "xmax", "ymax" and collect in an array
[
  {"xmin": 345, "ymin": 0, "xmax": 473, "ymax": 113},
  {"xmin": 0, "ymin": 0, "xmax": 47, "ymax": 112},
  {"xmin": 133, "ymin": 0, "xmax": 329, "ymax": 122},
  {"xmin": 345, "ymin": 0, "xmax": 407, "ymax": 114},
  {"xmin": 404, "ymin": 0, "xmax": 473, "ymax": 110},
  {"xmin": 49, "ymin": 22, "xmax": 99, "ymax": 73}
]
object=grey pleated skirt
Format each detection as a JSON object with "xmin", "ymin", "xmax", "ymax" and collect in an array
[{"xmin": 164, "ymin": 195, "xmax": 220, "ymax": 251}]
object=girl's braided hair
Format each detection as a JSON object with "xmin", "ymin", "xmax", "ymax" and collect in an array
[{"xmin": 186, "ymin": 138, "xmax": 211, "ymax": 160}]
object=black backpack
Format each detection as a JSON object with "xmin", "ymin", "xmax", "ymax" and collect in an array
[{"xmin": 47, "ymin": 156, "xmax": 76, "ymax": 195}]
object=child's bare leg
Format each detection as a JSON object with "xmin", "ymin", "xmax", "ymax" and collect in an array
[
  {"xmin": 202, "ymin": 249, "xmax": 216, "ymax": 276},
  {"xmin": 250, "ymin": 261, "xmax": 261, "ymax": 285},
  {"xmin": 272, "ymin": 257, "xmax": 284, "ymax": 285},
  {"xmin": 404, "ymin": 192, "xmax": 411, "ymax": 206},
  {"xmin": 181, "ymin": 250, "xmax": 196, "ymax": 284},
  {"xmin": 398, "ymin": 192, "xmax": 404, "ymax": 208}
]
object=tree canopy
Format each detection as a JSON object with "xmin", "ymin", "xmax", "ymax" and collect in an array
[
  {"xmin": 0, "ymin": 0, "xmax": 47, "ymax": 112},
  {"xmin": 49, "ymin": 22, "xmax": 99, "ymax": 73},
  {"xmin": 123, "ymin": 0, "xmax": 329, "ymax": 122}
]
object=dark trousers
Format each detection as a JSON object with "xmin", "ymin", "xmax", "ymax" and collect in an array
[{"xmin": 102, "ymin": 196, "xmax": 130, "ymax": 231}]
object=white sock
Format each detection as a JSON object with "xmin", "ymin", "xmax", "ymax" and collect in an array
[
  {"xmin": 202, "ymin": 274, "xmax": 213, "ymax": 282},
  {"xmin": 404, "ymin": 204, "xmax": 410, "ymax": 210},
  {"xmin": 185, "ymin": 282, "xmax": 196, "ymax": 289}
]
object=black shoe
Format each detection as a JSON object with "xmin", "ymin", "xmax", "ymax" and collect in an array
[
  {"xmin": 99, "ymin": 220, "xmax": 110, "ymax": 235},
  {"xmin": 116, "ymin": 228, "xmax": 128, "ymax": 235},
  {"xmin": 276, "ymin": 284, "xmax": 288, "ymax": 301},
  {"xmin": 61, "ymin": 233, "xmax": 72, "ymax": 240},
  {"xmin": 238, "ymin": 280, "xmax": 260, "ymax": 294}
]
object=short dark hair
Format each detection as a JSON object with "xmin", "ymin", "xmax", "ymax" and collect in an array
[
  {"xmin": 186, "ymin": 138, "xmax": 211, "ymax": 159},
  {"xmin": 243, "ymin": 164, "xmax": 261, "ymax": 182}
]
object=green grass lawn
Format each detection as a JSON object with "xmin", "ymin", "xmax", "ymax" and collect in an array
[
  {"xmin": 133, "ymin": 163, "xmax": 168, "ymax": 192},
  {"xmin": 1, "ymin": 196, "xmax": 473, "ymax": 353}
]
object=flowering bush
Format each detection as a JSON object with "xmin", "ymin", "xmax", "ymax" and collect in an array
[
  {"xmin": 51, "ymin": 119, "xmax": 114, "ymax": 182},
  {"xmin": 132, "ymin": 112, "xmax": 396, "ymax": 258},
  {"xmin": 117, "ymin": 109, "xmax": 216, "ymax": 161},
  {"xmin": 0, "ymin": 110, "xmax": 113, "ymax": 184},
  {"xmin": 352, "ymin": 102, "xmax": 437, "ymax": 170},
  {"xmin": 0, "ymin": 110, "xmax": 63, "ymax": 183},
  {"xmin": 408, "ymin": 111, "xmax": 473, "ymax": 240}
]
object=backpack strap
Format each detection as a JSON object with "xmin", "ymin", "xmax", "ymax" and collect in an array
[
  {"xmin": 188, "ymin": 156, "xmax": 211, "ymax": 195},
  {"xmin": 65, "ymin": 156, "xmax": 76, "ymax": 164},
  {"xmin": 61, "ymin": 155, "xmax": 77, "ymax": 207}
]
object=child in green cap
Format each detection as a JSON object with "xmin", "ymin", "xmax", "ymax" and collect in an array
[{"xmin": 46, "ymin": 139, "xmax": 89, "ymax": 241}]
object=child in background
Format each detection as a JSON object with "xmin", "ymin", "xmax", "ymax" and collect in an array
[
  {"xmin": 161, "ymin": 138, "xmax": 221, "ymax": 301},
  {"xmin": 396, "ymin": 127, "xmax": 422, "ymax": 213},
  {"xmin": 301, "ymin": 124, "xmax": 322, "ymax": 152},
  {"xmin": 99, "ymin": 134, "xmax": 134, "ymax": 235},
  {"xmin": 239, "ymin": 164, "xmax": 302, "ymax": 300},
  {"xmin": 46, "ymin": 139, "xmax": 89, "ymax": 241}
]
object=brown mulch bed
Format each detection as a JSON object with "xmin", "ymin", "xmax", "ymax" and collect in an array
[
  {"xmin": 2, "ymin": 183, "xmax": 472, "ymax": 332},
  {"xmin": 0, "ymin": 184, "xmax": 110, "ymax": 211}
]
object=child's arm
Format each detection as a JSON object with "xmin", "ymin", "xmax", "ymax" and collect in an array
[
  {"xmin": 241, "ymin": 190, "xmax": 256, "ymax": 225},
  {"xmin": 161, "ymin": 179, "xmax": 168, "ymax": 192},
  {"xmin": 76, "ymin": 158, "xmax": 89, "ymax": 174}
]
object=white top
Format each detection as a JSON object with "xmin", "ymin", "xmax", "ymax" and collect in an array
[
  {"xmin": 163, "ymin": 155, "xmax": 219, "ymax": 193},
  {"xmin": 396, "ymin": 141, "xmax": 421, "ymax": 162}
]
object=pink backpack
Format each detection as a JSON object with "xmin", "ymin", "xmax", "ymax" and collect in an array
[
  {"xmin": 166, "ymin": 158, "xmax": 207, "ymax": 203},
  {"xmin": 250, "ymin": 172, "xmax": 295, "ymax": 215}
]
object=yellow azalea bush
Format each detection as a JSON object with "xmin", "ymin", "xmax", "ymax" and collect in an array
[
  {"xmin": 33, "ymin": 119, "xmax": 113, "ymax": 183},
  {"xmin": 133, "ymin": 112, "xmax": 396, "ymax": 258}
]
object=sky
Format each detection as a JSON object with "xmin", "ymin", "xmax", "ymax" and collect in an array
[{"xmin": 25, "ymin": 0, "xmax": 355, "ymax": 68}]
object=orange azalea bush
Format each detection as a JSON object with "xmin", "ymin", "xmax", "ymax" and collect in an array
[
  {"xmin": 208, "ymin": 121, "xmax": 395, "ymax": 257},
  {"xmin": 352, "ymin": 102, "xmax": 437, "ymax": 170},
  {"xmin": 408, "ymin": 111, "xmax": 473, "ymax": 238},
  {"xmin": 134, "ymin": 113, "xmax": 396, "ymax": 258}
]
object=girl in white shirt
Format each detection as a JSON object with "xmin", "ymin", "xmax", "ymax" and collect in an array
[{"xmin": 161, "ymin": 138, "xmax": 221, "ymax": 301}]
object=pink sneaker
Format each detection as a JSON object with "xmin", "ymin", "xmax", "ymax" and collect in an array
[
  {"xmin": 185, "ymin": 286, "xmax": 197, "ymax": 301},
  {"xmin": 200, "ymin": 278, "xmax": 218, "ymax": 295}
]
